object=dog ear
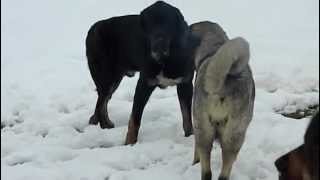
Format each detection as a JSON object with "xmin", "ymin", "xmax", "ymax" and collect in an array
[
  {"xmin": 174, "ymin": 7, "xmax": 188, "ymax": 34},
  {"xmin": 275, "ymin": 153, "xmax": 289, "ymax": 173},
  {"xmin": 173, "ymin": 7, "xmax": 193, "ymax": 50},
  {"xmin": 139, "ymin": 12, "xmax": 146, "ymax": 31}
]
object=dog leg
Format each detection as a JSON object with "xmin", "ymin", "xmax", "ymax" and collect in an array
[
  {"xmin": 89, "ymin": 75, "xmax": 123, "ymax": 129},
  {"xmin": 193, "ymin": 144, "xmax": 200, "ymax": 165},
  {"xmin": 87, "ymin": 54, "xmax": 123, "ymax": 129},
  {"xmin": 177, "ymin": 82, "xmax": 194, "ymax": 137},
  {"xmin": 194, "ymin": 118, "xmax": 215, "ymax": 180},
  {"xmin": 198, "ymin": 141, "xmax": 213, "ymax": 180},
  {"xmin": 125, "ymin": 77, "xmax": 156, "ymax": 145},
  {"xmin": 218, "ymin": 149, "xmax": 239, "ymax": 180},
  {"xmin": 99, "ymin": 77, "xmax": 123, "ymax": 129},
  {"xmin": 219, "ymin": 132, "xmax": 245, "ymax": 180},
  {"xmin": 89, "ymin": 95, "xmax": 102, "ymax": 125},
  {"xmin": 89, "ymin": 94, "xmax": 114, "ymax": 128},
  {"xmin": 98, "ymin": 97, "xmax": 115, "ymax": 129}
]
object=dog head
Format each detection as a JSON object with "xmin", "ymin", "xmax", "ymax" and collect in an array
[
  {"xmin": 140, "ymin": 1, "xmax": 189, "ymax": 63},
  {"xmin": 275, "ymin": 145, "xmax": 312, "ymax": 180}
]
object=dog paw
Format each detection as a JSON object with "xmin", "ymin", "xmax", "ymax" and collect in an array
[
  {"xmin": 100, "ymin": 120, "xmax": 115, "ymax": 129},
  {"xmin": 202, "ymin": 172, "xmax": 212, "ymax": 180},
  {"xmin": 124, "ymin": 137, "xmax": 138, "ymax": 145},
  {"xmin": 192, "ymin": 158, "xmax": 200, "ymax": 165},
  {"xmin": 89, "ymin": 115, "xmax": 99, "ymax": 125},
  {"xmin": 218, "ymin": 176, "xmax": 228, "ymax": 180},
  {"xmin": 184, "ymin": 129, "xmax": 193, "ymax": 137},
  {"xmin": 124, "ymin": 120, "xmax": 139, "ymax": 145},
  {"xmin": 124, "ymin": 130, "xmax": 138, "ymax": 145}
]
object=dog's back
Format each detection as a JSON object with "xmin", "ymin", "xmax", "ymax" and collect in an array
[
  {"xmin": 194, "ymin": 37, "xmax": 255, "ymax": 121},
  {"xmin": 86, "ymin": 15, "xmax": 146, "ymax": 68}
]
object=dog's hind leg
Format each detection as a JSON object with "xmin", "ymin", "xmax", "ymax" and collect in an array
[
  {"xmin": 89, "ymin": 94, "xmax": 116, "ymax": 129},
  {"xmin": 194, "ymin": 116, "xmax": 215, "ymax": 180},
  {"xmin": 193, "ymin": 143, "xmax": 200, "ymax": 165},
  {"xmin": 89, "ymin": 94, "xmax": 106, "ymax": 125},
  {"xmin": 88, "ymin": 58, "xmax": 123, "ymax": 129},
  {"xmin": 89, "ymin": 75, "xmax": 123, "ymax": 129},
  {"xmin": 218, "ymin": 148, "xmax": 240, "ymax": 180},
  {"xmin": 125, "ymin": 77, "xmax": 156, "ymax": 145},
  {"xmin": 219, "ymin": 130, "xmax": 245, "ymax": 180},
  {"xmin": 198, "ymin": 132, "xmax": 214, "ymax": 180},
  {"xmin": 99, "ymin": 76, "xmax": 123, "ymax": 129},
  {"xmin": 177, "ymin": 81, "xmax": 194, "ymax": 137}
]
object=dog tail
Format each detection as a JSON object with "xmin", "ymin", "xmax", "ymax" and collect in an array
[{"xmin": 203, "ymin": 37, "xmax": 250, "ymax": 93}]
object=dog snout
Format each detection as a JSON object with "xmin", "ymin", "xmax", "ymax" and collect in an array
[{"xmin": 151, "ymin": 37, "xmax": 170, "ymax": 59}]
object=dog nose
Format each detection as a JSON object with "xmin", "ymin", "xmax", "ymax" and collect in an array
[
  {"xmin": 162, "ymin": 50, "xmax": 169, "ymax": 56},
  {"xmin": 154, "ymin": 49, "xmax": 169, "ymax": 58}
]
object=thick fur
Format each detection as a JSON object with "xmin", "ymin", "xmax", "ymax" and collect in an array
[
  {"xmin": 192, "ymin": 22, "xmax": 255, "ymax": 180},
  {"xmin": 86, "ymin": 1, "xmax": 199, "ymax": 145},
  {"xmin": 201, "ymin": 37, "xmax": 250, "ymax": 94},
  {"xmin": 191, "ymin": 21, "xmax": 228, "ymax": 69}
]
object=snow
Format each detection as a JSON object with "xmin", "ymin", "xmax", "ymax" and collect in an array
[{"xmin": 1, "ymin": 0, "xmax": 319, "ymax": 179}]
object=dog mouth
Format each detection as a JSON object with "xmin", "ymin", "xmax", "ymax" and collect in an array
[
  {"xmin": 151, "ymin": 51, "xmax": 161, "ymax": 61},
  {"xmin": 151, "ymin": 50, "xmax": 169, "ymax": 63},
  {"xmin": 150, "ymin": 36, "xmax": 170, "ymax": 62}
]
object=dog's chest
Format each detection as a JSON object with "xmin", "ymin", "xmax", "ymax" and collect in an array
[{"xmin": 156, "ymin": 71, "xmax": 183, "ymax": 88}]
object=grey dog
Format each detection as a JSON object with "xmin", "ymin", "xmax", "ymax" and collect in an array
[{"xmin": 191, "ymin": 21, "xmax": 255, "ymax": 180}]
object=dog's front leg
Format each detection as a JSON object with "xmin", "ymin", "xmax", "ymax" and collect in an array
[
  {"xmin": 125, "ymin": 77, "xmax": 156, "ymax": 145},
  {"xmin": 177, "ymin": 81, "xmax": 194, "ymax": 137}
]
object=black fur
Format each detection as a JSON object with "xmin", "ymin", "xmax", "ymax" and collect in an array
[
  {"xmin": 218, "ymin": 177, "xmax": 228, "ymax": 180},
  {"xmin": 86, "ymin": 1, "xmax": 199, "ymax": 142},
  {"xmin": 304, "ymin": 111, "xmax": 319, "ymax": 179}
]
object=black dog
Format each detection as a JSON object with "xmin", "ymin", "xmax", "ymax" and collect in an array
[{"xmin": 86, "ymin": 1, "xmax": 199, "ymax": 144}]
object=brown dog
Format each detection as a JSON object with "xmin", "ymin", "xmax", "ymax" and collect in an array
[{"xmin": 275, "ymin": 111, "xmax": 319, "ymax": 180}]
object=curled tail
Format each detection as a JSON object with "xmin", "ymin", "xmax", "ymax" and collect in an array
[{"xmin": 203, "ymin": 37, "xmax": 250, "ymax": 93}]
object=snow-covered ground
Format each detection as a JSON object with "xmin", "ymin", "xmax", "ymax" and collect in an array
[{"xmin": 1, "ymin": 0, "xmax": 319, "ymax": 179}]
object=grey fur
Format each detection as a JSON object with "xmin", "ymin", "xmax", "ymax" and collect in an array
[
  {"xmin": 191, "ymin": 22, "xmax": 255, "ymax": 180},
  {"xmin": 191, "ymin": 21, "xmax": 228, "ymax": 69}
]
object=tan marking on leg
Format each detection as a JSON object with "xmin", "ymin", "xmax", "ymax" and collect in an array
[{"xmin": 124, "ymin": 117, "xmax": 140, "ymax": 145}]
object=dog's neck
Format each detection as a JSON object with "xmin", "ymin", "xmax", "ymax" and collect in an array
[
  {"xmin": 196, "ymin": 49, "xmax": 219, "ymax": 71},
  {"xmin": 193, "ymin": 31, "xmax": 228, "ymax": 70}
]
